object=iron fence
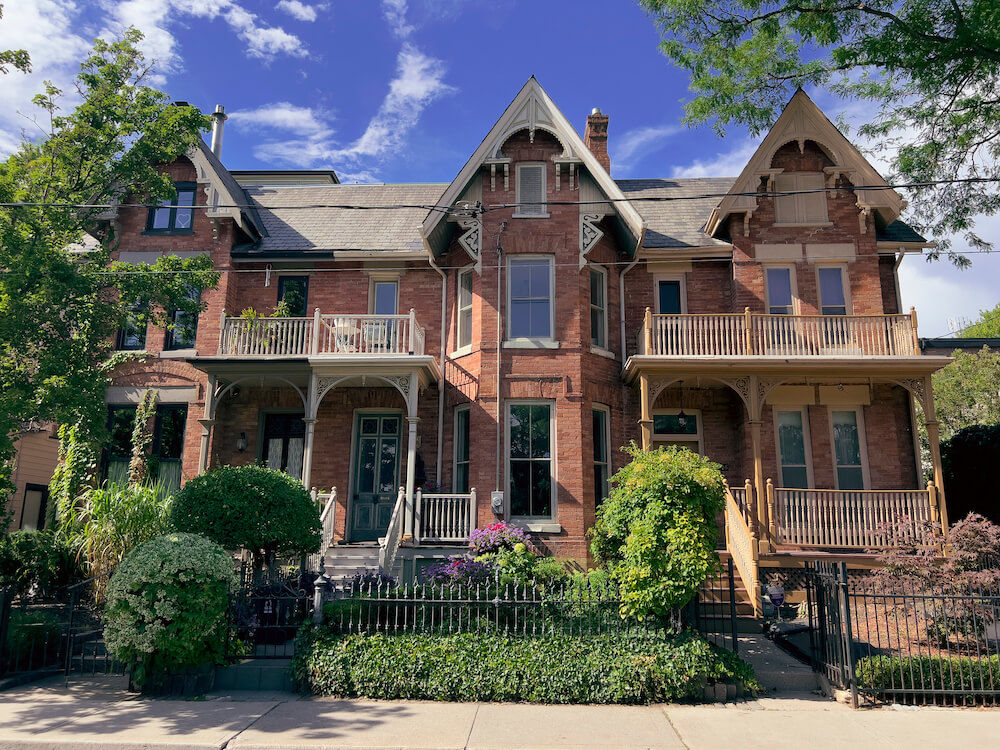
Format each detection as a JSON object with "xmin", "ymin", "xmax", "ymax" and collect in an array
[
  {"xmin": 685, "ymin": 558, "xmax": 739, "ymax": 654},
  {"xmin": 226, "ymin": 573, "xmax": 314, "ymax": 659}
]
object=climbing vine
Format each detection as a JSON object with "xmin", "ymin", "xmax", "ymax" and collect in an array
[{"xmin": 128, "ymin": 389, "xmax": 159, "ymax": 486}]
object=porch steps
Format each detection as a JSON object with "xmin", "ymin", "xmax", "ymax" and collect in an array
[
  {"xmin": 321, "ymin": 544, "xmax": 400, "ymax": 581},
  {"xmin": 737, "ymin": 633, "xmax": 823, "ymax": 694}
]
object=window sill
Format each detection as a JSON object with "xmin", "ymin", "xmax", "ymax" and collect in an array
[
  {"xmin": 141, "ymin": 229, "xmax": 195, "ymax": 236},
  {"xmin": 772, "ymin": 221, "xmax": 833, "ymax": 228},
  {"xmin": 449, "ymin": 345, "xmax": 474, "ymax": 359},
  {"xmin": 590, "ymin": 346, "xmax": 617, "ymax": 360},
  {"xmin": 503, "ymin": 339, "xmax": 559, "ymax": 350},
  {"xmin": 511, "ymin": 212, "xmax": 551, "ymax": 219},
  {"xmin": 159, "ymin": 348, "xmax": 197, "ymax": 359},
  {"xmin": 511, "ymin": 521, "xmax": 562, "ymax": 534}
]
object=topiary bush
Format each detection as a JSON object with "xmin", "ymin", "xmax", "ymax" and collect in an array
[
  {"xmin": 170, "ymin": 465, "xmax": 320, "ymax": 567},
  {"xmin": 589, "ymin": 443, "xmax": 725, "ymax": 620},
  {"xmin": 293, "ymin": 629, "xmax": 756, "ymax": 703},
  {"xmin": 103, "ymin": 532, "xmax": 236, "ymax": 689}
]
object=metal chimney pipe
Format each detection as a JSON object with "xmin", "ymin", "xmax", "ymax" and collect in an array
[{"xmin": 210, "ymin": 105, "xmax": 227, "ymax": 157}]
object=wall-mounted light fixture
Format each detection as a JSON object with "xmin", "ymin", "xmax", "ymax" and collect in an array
[{"xmin": 236, "ymin": 432, "xmax": 248, "ymax": 452}]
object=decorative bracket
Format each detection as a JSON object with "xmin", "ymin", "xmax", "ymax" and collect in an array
[
  {"xmin": 579, "ymin": 214, "xmax": 605, "ymax": 269},
  {"xmin": 458, "ymin": 218, "xmax": 482, "ymax": 273}
]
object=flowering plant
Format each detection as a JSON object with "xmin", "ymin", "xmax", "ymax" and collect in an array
[
  {"xmin": 468, "ymin": 521, "xmax": 532, "ymax": 556},
  {"xmin": 422, "ymin": 555, "xmax": 494, "ymax": 585}
]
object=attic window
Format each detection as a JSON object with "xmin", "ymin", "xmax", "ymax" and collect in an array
[
  {"xmin": 515, "ymin": 163, "xmax": 547, "ymax": 217},
  {"xmin": 146, "ymin": 182, "xmax": 196, "ymax": 233},
  {"xmin": 773, "ymin": 172, "xmax": 828, "ymax": 225}
]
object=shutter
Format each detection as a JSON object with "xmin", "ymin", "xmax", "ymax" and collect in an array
[
  {"xmin": 798, "ymin": 173, "xmax": 828, "ymax": 223},
  {"xmin": 773, "ymin": 173, "xmax": 797, "ymax": 224},
  {"xmin": 517, "ymin": 165, "xmax": 545, "ymax": 215},
  {"xmin": 774, "ymin": 172, "xmax": 827, "ymax": 224}
]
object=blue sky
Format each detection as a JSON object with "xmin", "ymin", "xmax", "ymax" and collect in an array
[{"xmin": 2, "ymin": 0, "xmax": 998, "ymax": 335}]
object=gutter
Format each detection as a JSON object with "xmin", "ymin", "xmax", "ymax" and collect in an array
[{"xmin": 425, "ymin": 243, "xmax": 448, "ymax": 487}]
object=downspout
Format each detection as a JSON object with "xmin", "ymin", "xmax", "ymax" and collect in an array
[
  {"xmin": 428, "ymin": 253, "xmax": 447, "ymax": 487},
  {"xmin": 495, "ymin": 221, "xmax": 508, "ymax": 494}
]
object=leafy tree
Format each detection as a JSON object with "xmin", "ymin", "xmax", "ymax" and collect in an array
[
  {"xmin": 931, "ymin": 347, "xmax": 1000, "ymax": 440},
  {"xmin": 0, "ymin": 29, "xmax": 218, "ymax": 493},
  {"xmin": 640, "ymin": 0, "xmax": 1000, "ymax": 263},
  {"xmin": 170, "ymin": 465, "xmax": 321, "ymax": 568},
  {"xmin": 0, "ymin": 5, "xmax": 30, "ymax": 76},
  {"xmin": 960, "ymin": 303, "xmax": 1000, "ymax": 338},
  {"xmin": 590, "ymin": 443, "xmax": 724, "ymax": 620}
]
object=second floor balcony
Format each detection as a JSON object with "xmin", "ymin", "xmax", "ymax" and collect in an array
[
  {"xmin": 635, "ymin": 309, "xmax": 920, "ymax": 359},
  {"xmin": 216, "ymin": 310, "xmax": 426, "ymax": 358}
]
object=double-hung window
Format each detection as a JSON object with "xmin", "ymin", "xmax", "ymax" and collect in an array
[
  {"xmin": 515, "ymin": 163, "xmax": 547, "ymax": 217},
  {"xmin": 457, "ymin": 269, "xmax": 473, "ymax": 350},
  {"xmin": 773, "ymin": 172, "xmax": 828, "ymax": 225},
  {"xmin": 147, "ymin": 182, "xmax": 195, "ymax": 233},
  {"xmin": 454, "ymin": 405, "xmax": 471, "ymax": 493},
  {"xmin": 775, "ymin": 409, "xmax": 811, "ymax": 488},
  {"xmin": 765, "ymin": 266, "xmax": 796, "ymax": 315},
  {"xmin": 278, "ymin": 276, "xmax": 309, "ymax": 317},
  {"xmin": 590, "ymin": 267, "xmax": 608, "ymax": 349},
  {"xmin": 165, "ymin": 288, "xmax": 200, "ymax": 350},
  {"xmin": 817, "ymin": 266, "xmax": 849, "ymax": 316},
  {"xmin": 592, "ymin": 406, "xmax": 611, "ymax": 505},
  {"xmin": 508, "ymin": 256, "xmax": 554, "ymax": 340},
  {"xmin": 508, "ymin": 402, "xmax": 554, "ymax": 518},
  {"xmin": 831, "ymin": 409, "xmax": 867, "ymax": 490},
  {"xmin": 371, "ymin": 279, "xmax": 398, "ymax": 315}
]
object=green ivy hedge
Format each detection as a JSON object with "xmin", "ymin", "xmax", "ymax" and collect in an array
[
  {"xmin": 293, "ymin": 629, "xmax": 756, "ymax": 704},
  {"xmin": 857, "ymin": 654, "xmax": 1000, "ymax": 696}
]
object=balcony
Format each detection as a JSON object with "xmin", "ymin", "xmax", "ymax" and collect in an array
[
  {"xmin": 217, "ymin": 310, "xmax": 426, "ymax": 358},
  {"xmin": 636, "ymin": 310, "xmax": 920, "ymax": 359}
]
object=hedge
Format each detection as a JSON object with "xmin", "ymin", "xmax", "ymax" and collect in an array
[
  {"xmin": 293, "ymin": 629, "xmax": 756, "ymax": 704},
  {"xmin": 857, "ymin": 654, "xmax": 1000, "ymax": 696}
]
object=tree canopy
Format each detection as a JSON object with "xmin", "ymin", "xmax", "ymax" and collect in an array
[
  {"xmin": 960, "ymin": 303, "xmax": 1000, "ymax": 338},
  {"xmin": 0, "ymin": 29, "xmax": 218, "ymax": 490},
  {"xmin": 640, "ymin": 0, "xmax": 1000, "ymax": 264},
  {"xmin": 932, "ymin": 347, "xmax": 1000, "ymax": 440}
]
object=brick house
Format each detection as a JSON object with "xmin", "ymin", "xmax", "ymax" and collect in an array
[{"xmin": 90, "ymin": 81, "xmax": 949, "ymax": 593}]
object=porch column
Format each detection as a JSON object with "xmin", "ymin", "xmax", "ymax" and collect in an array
[
  {"xmin": 197, "ymin": 375, "xmax": 217, "ymax": 475},
  {"xmin": 922, "ymin": 376, "xmax": 949, "ymax": 531},
  {"xmin": 404, "ymin": 370, "xmax": 420, "ymax": 540},
  {"xmin": 639, "ymin": 372, "xmax": 652, "ymax": 450},
  {"xmin": 301, "ymin": 373, "xmax": 318, "ymax": 490}
]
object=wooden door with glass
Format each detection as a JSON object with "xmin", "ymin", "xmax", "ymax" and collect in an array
[{"xmin": 350, "ymin": 413, "xmax": 402, "ymax": 541}]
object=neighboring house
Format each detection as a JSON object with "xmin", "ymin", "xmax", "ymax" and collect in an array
[
  {"xmin": 5, "ymin": 422, "xmax": 59, "ymax": 532},
  {"xmin": 920, "ymin": 337, "xmax": 1000, "ymax": 356},
  {"xmin": 88, "ymin": 82, "xmax": 949, "ymax": 590}
]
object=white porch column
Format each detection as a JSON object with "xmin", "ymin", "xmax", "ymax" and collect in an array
[
  {"xmin": 197, "ymin": 375, "xmax": 217, "ymax": 474},
  {"xmin": 301, "ymin": 373, "xmax": 318, "ymax": 490},
  {"xmin": 404, "ymin": 370, "xmax": 419, "ymax": 540}
]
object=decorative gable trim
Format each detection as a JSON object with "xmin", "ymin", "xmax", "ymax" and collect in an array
[
  {"xmin": 579, "ymin": 214, "xmax": 605, "ymax": 268},
  {"xmin": 706, "ymin": 89, "xmax": 905, "ymax": 237},
  {"xmin": 457, "ymin": 218, "xmax": 482, "ymax": 272}
]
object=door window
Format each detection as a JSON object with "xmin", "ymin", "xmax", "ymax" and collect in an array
[
  {"xmin": 652, "ymin": 409, "xmax": 701, "ymax": 452},
  {"xmin": 372, "ymin": 280, "xmax": 398, "ymax": 315},
  {"xmin": 278, "ymin": 276, "xmax": 309, "ymax": 317},
  {"xmin": 776, "ymin": 410, "xmax": 810, "ymax": 488},
  {"xmin": 832, "ymin": 410, "xmax": 866, "ymax": 490}
]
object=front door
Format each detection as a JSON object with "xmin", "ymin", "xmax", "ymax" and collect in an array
[{"xmin": 350, "ymin": 413, "xmax": 402, "ymax": 541}]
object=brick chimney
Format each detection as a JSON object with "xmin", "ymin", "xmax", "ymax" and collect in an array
[{"xmin": 584, "ymin": 108, "xmax": 610, "ymax": 172}]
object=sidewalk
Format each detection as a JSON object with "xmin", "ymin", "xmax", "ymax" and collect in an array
[{"xmin": 1, "ymin": 675, "xmax": 998, "ymax": 749}]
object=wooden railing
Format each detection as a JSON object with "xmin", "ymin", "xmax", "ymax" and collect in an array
[
  {"xmin": 415, "ymin": 489, "xmax": 477, "ymax": 545},
  {"xmin": 724, "ymin": 481, "xmax": 760, "ymax": 617},
  {"xmin": 378, "ymin": 487, "xmax": 406, "ymax": 576},
  {"xmin": 217, "ymin": 309, "xmax": 425, "ymax": 358},
  {"xmin": 770, "ymin": 483, "xmax": 942, "ymax": 549},
  {"xmin": 637, "ymin": 308, "xmax": 919, "ymax": 358},
  {"xmin": 308, "ymin": 487, "xmax": 337, "ymax": 568}
]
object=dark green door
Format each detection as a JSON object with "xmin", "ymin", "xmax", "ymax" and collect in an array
[{"xmin": 350, "ymin": 413, "xmax": 402, "ymax": 541}]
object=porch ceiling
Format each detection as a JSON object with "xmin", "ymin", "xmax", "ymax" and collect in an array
[{"xmin": 187, "ymin": 355, "xmax": 440, "ymax": 387}]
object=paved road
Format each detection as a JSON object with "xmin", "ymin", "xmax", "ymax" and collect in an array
[{"xmin": 0, "ymin": 676, "xmax": 997, "ymax": 749}]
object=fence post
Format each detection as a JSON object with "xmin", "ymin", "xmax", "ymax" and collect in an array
[
  {"xmin": 312, "ymin": 558, "xmax": 328, "ymax": 625},
  {"xmin": 836, "ymin": 562, "xmax": 859, "ymax": 708},
  {"xmin": 727, "ymin": 558, "xmax": 738, "ymax": 655}
]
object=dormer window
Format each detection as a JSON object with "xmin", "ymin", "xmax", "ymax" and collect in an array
[
  {"xmin": 773, "ymin": 172, "xmax": 828, "ymax": 225},
  {"xmin": 514, "ymin": 163, "xmax": 547, "ymax": 217},
  {"xmin": 146, "ymin": 182, "xmax": 196, "ymax": 233}
]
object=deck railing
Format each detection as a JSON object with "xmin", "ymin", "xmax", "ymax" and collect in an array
[
  {"xmin": 770, "ymin": 483, "xmax": 942, "ymax": 549},
  {"xmin": 724, "ymin": 481, "xmax": 760, "ymax": 616},
  {"xmin": 414, "ymin": 489, "xmax": 477, "ymax": 545},
  {"xmin": 637, "ymin": 308, "xmax": 919, "ymax": 358},
  {"xmin": 218, "ymin": 309, "xmax": 425, "ymax": 358}
]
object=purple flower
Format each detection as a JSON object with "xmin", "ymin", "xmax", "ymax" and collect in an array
[
  {"xmin": 468, "ymin": 522, "xmax": 532, "ymax": 556},
  {"xmin": 422, "ymin": 555, "xmax": 494, "ymax": 585}
]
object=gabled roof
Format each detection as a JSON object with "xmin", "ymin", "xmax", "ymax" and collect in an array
[
  {"xmin": 616, "ymin": 178, "xmax": 735, "ymax": 249},
  {"xmin": 706, "ymin": 89, "xmax": 906, "ymax": 236},
  {"xmin": 191, "ymin": 139, "xmax": 265, "ymax": 239},
  {"xmin": 421, "ymin": 77, "xmax": 646, "ymax": 257}
]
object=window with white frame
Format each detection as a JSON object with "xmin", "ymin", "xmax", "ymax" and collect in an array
[
  {"xmin": 507, "ymin": 256, "xmax": 554, "ymax": 340},
  {"xmin": 590, "ymin": 266, "xmax": 608, "ymax": 349},
  {"xmin": 775, "ymin": 409, "xmax": 811, "ymax": 488},
  {"xmin": 773, "ymin": 172, "xmax": 828, "ymax": 225},
  {"xmin": 817, "ymin": 265, "xmax": 849, "ymax": 316},
  {"xmin": 515, "ymin": 163, "xmax": 546, "ymax": 216},
  {"xmin": 507, "ymin": 402, "xmax": 554, "ymax": 518},
  {"xmin": 457, "ymin": 268, "xmax": 474, "ymax": 350},
  {"xmin": 453, "ymin": 404, "xmax": 471, "ymax": 493},
  {"xmin": 652, "ymin": 409, "xmax": 701, "ymax": 453},
  {"xmin": 655, "ymin": 278, "xmax": 684, "ymax": 314},
  {"xmin": 831, "ymin": 409, "xmax": 867, "ymax": 490},
  {"xmin": 765, "ymin": 266, "xmax": 796, "ymax": 315},
  {"xmin": 370, "ymin": 279, "xmax": 398, "ymax": 315},
  {"xmin": 592, "ymin": 405, "xmax": 611, "ymax": 505}
]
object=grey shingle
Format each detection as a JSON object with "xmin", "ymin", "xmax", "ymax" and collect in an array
[{"xmin": 615, "ymin": 178, "xmax": 736, "ymax": 248}]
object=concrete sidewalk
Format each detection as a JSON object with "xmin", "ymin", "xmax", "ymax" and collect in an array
[{"xmin": 1, "ymin": 676, "xmax": 998, "ymax": 749}]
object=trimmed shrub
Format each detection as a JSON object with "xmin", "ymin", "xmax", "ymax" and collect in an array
[
  {"xmin": 589, "ymin": 444, "xmax": 725, "ymax": 619},
  {"xmin": 857, "ymin": 654, "xmax": 1000, "ymax": 696},
  {"xmin": 170, "ymin": 465, "xmax": 320, "ymax": 565},
  {"xmin": 293, "ymin": 629, "xmax": 756, "ymax": 704},
  {"xmin": 103, "ymin": 532, "xmax": 236, "ymax": 688},
  {"xmin": 0, "ymin": 530, "xmax": 81, "ymax": 600}
]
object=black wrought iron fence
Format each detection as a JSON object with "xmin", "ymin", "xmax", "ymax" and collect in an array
[
  {"xmin": 685, "ymin": 558, "xmax": 740, "ymax": 654},
  {"xmin": 226, "ymin": 575, "xmax": 314, "ymax": 659}
]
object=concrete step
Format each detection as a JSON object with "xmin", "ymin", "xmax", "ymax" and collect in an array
[{"xmin": 737, "ymin": 633, "xmax": 821, "ymax": 693}]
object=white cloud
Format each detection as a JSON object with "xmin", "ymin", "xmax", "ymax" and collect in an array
[
  {"xmin": 229, "ymin": 102, "xmax": 332, "ymax": 137},
  {"xmin": 611, "ymin": 124, "xmax": 679, "ymax": 174},
  {"xmin": 276, "ymin": 0, "xmax": 322, "ymax": 23},
  {"xmin": 381, "ymin": 0, "xmax": 414, "ymax": 39},
  {"xmin": 671, "ymin": 137, "xmax": 759, "ymax": 178}
]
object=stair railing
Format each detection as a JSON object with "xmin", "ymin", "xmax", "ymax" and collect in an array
[
  {"xmin": 724, "ymin": 480, "xmax": 761, "ymax": 617},
  {"xmin": 378, "ymin": 487, "xmax": 406, "ymax": 577},
  {"xmin": 308, "ymin": 487, "xmax": 337, "ymax": 569}
]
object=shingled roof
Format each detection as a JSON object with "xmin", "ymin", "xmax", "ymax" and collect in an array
[{"xmin": 615, "ymin": 178, "xmax": 736, "ymax": 249}]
